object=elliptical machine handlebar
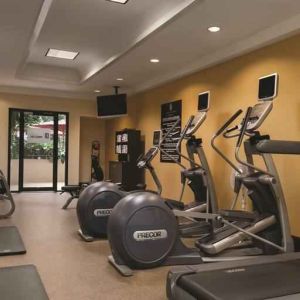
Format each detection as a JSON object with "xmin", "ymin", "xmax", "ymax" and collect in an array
[
  {"xmin": 211, "ymin": 109, "xmax": 244, "ymax": 174},
  {"xmin": 235, "ymin": 107, "xmax": 275, "ymax": 178},
  {"xmin": 223, "ymin": 125, "xmax": 240, "ymax": 138},
  {"xmin": 159, "ymin": 118, "xmax": 181, "ymax": 147},
  {"xmin": 158, "ymin": 113, "xmax": 207, "ymax": 169},
  {"xmin": 158, "ymin": 118, "xmax": 186, "ymax": 169},
  {"xmin": 215, "ymin": 109, "xmax": 243, "ymax": 137},
  {"xmin": 175, "ymin": 116, "xmax": 203, "ymax": 168},
  {"xmin": 236, "ymin": 107, "xmax": 252, "ymax": 148},
  {"xmin": 176, "ymin": 115, "xmax": 195, "ymax": 151}
]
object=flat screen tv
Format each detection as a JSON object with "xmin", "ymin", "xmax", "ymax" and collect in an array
[{"xmin": 97, "ymin": 94, "xmax": 127, "ymax": 118}]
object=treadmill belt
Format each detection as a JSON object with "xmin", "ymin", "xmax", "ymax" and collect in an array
[
  {"xmin": 178, "ymin": 259, "xmax": 300, "ymax": 300},
  {"xmin": 0, "ymin": 265, "xmax": 49, "ymax": 300},
  {"xmin": 0, "ymin": 226, "xmax": 26, "ymax": 256}
]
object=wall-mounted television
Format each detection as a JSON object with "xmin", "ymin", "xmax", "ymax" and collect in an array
[{"xmin": 97, "ymin": 94, "xmax": 127, "ymax": 118}]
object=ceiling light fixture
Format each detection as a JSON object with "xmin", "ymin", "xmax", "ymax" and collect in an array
[
  {"xmin": 106, "ymin": 0, "xmax": 129, "ymax": 4},
  {"xmin": 116, "ymin": 78, "xmax": 124, "ymax": 81},
  {"xmin": 208, "ymin": 26, "xmax": 221, "ymax": 33},
  {"xmin": 46, "ymin": 48, "xmax": 79, "ymax": 60},
  {"xmin": 94, "ymin": 90, "xmax": 101, "ymax": 93},
  {"xmin": 150, "ymin": 58, "xmax": 160, "ymax": 63}
]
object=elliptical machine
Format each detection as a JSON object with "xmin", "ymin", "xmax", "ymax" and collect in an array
[
  {"xmin": 76, "ymin": 99, "xmax": 216, "ymax": 241},
  {"xmin": 0, "ymin": 170, "xmax": 15, "ymax": 218},
  {"xmin": 107, "ymin": 97, "xmax": 298, "ymax": 276},
  {"xmin": 136, "ymin": 108, "xmax": 219, "ymax": 238},
  {"xmin": 75, "ymin": 126, "xmax": 174, "ymax": 241},
  {"xmin": 0, "ymin": 169, "xmax": 26, "ymax": 256},
  {"xmin": 159, "ymin": 100, "xmax": 218, "ymax": 215}
]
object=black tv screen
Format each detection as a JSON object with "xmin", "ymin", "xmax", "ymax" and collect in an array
[{"xmin": 97, "ymin": 94, "xmax": 127, "ymax": 118}]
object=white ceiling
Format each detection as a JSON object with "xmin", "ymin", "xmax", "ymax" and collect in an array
[{"xmin": 0, "ymin": 0, "xmax": 300, "ymax": 99}]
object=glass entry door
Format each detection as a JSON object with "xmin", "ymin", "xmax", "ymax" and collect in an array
[
  {"xmin": 22, "ymin": 112, "xmax": 56, "ymax": 190},
  {"xmin": 8, "ymin": 109, "xmax": 68, "ymax": 192}
]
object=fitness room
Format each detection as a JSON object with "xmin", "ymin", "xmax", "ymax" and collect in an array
[{"xmin": 0, "ymin": 0, "xmax": 300, "ymax": 299}]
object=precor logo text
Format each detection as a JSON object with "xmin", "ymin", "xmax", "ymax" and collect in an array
[
  {"xmin": 94, "ymin": 209, "xmax": 113, "ymax": 217},
  {"xmin": 133, "ymin": 229, "xmax": 168, "ymax": 241}
]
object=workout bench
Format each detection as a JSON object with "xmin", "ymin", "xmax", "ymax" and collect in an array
[{"xmin": 61, "ymin": 156, "xmax": 104, "ymax": 209}]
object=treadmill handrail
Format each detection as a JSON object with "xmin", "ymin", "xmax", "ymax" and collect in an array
[{"xmin": 256, "ymin": 140, "xmax": 300, "ymax": 155}]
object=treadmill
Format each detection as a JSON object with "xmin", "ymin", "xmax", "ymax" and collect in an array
[{"xmin": 167, "ymin": 252, "xmax": 300, "ymax": 300}]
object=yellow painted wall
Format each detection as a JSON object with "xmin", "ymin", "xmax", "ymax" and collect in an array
[
  {"xmin": 79, "ymin": 117, "xmax": 106, "ymax": 181},
  {"xmin": 0, "ymin": 92, "xmax": 99, "ymax": 184},
  {"xmin": 105, "ymin": 34, "xmax": 300, "ymax": 235}
]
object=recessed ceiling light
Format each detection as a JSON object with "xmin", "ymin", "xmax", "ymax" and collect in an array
[
  {"xmin": 150, "ymin": 58, "xmax": 160, "ymax": 63},
  {"xmin": 94, "ymin": 90, "xmax": 101, "ymax": 93},
  {"xmin": 208, "ymin": 26, "xmax": 221, "ymax": 33},
  {"xmin": 106, "ymin": 0, "xmax": 129, "ymax": 4},
  {"xmin": 116, "ymin": 78, "xmax": 124, "ymax": 81},
  {"xmin": 46, "ymin": 48, "xmax": 79, "ymax": 60}
]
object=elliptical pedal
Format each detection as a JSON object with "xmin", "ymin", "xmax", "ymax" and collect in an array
[
  {"xmin": 195, "ymin": 221, "xmax": 251, "ymax": 245},
  {"xmin": 179, "ymin": 221, "xmax": 212, "ymax": 238},
  {"xmin": 197, "ymin": 215, "xmax": 276, "ymax": 255}
]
